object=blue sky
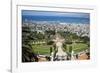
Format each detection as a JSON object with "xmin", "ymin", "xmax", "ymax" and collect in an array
[{"xmin": 22, "ymin": 10, "xmax": 90, "ymax": 18}]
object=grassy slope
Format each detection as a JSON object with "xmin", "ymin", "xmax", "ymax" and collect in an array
[
  {"xmin": 32, "ymin": 43, "xmax": 89, "ymax": 55},
  {"xmin": 66, "ymin": 43, "xmax": 88, "ymax": 53},
  {"xmin": 32, "ymin": 44, "xmax": 51, "ymax": 55}
]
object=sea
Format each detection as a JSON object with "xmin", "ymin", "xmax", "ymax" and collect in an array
[{"xmin": 22, "ymin": 15, "xmax": 90, "ymax": 24}]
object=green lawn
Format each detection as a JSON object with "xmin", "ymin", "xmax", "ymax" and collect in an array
[
  {"xmin": 66, "ymin": 43, "xmax": 89, "ymax": 53},
  {"xmin": 32, "ymin": 44, "xmax": 52, "ymax": 55},
  {"xmin": 32, "ymin": 43, "xmax": 89, "ymax": 55}
]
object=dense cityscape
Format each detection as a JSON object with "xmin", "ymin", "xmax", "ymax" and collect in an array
[{"xmin": 22, "ymin": 21, "xmax": 90, "ymax": 37}]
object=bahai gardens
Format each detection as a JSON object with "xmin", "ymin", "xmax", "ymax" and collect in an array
[{"xmin": 22, "ymin": 10, "xmax": 90, "ymax": 62}]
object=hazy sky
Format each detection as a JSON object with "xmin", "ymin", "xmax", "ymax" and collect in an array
[{"xmin": 22, "ymin": 10, "xmax": 90, "ymax": 18}]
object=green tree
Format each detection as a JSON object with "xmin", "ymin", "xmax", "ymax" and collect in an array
[{"xmin": 22, "ymin": 25, "xmax": 38, "ymax": 62}]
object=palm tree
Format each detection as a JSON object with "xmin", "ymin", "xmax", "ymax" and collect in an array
[
  {"xmin": 22, "ymin": 25, "xmax": 38, "ymax": 62},
  {"xmin": 22, "ymin": 44, "xmax": 38, "ymax": 62}
]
